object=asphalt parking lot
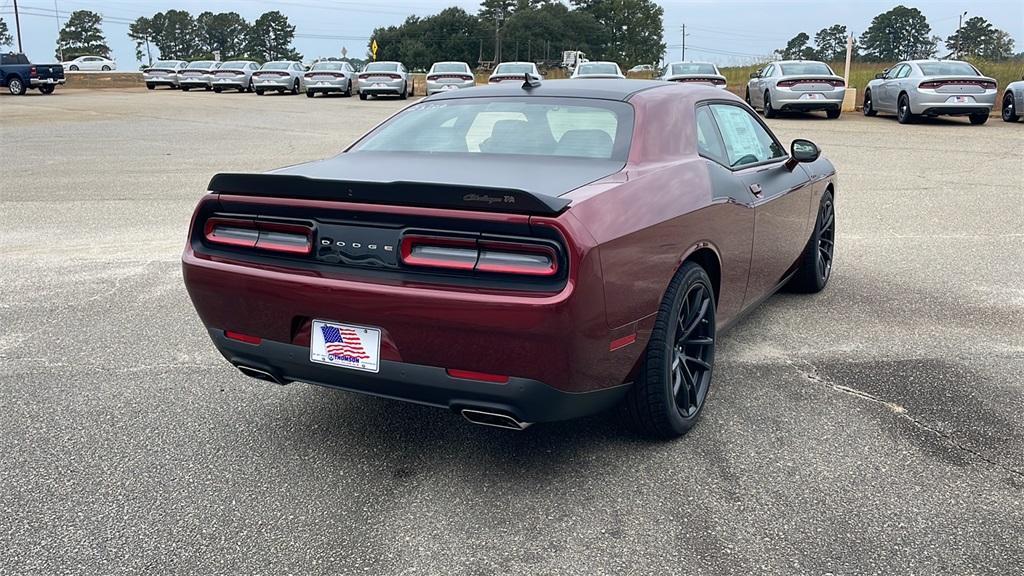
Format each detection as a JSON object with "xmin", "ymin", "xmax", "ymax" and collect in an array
[{"xmin": 2, "ymin": 88, "xmax": 1022, "ymax": 575}]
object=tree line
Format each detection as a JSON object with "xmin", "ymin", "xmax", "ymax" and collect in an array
[
  {"xmin": 370, "ymin": 0, "xmax": 667, "ymax": 70},
  {"xmin": 775, "ymin": 5, "xmax": 1018, "ymax": 63}
]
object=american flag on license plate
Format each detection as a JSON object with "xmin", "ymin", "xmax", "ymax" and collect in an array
[{"xmin": 321, "ymin": 325, "xmax": 370, "ymax": 360}]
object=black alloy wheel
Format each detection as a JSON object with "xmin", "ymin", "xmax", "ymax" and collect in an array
[
  {"xmin": 897, "ymin": 94, "xmax": 914, "ymax": 124},
  {"xmin": 764, "ymin": 91, "xmax": 777, "ymax": 118},
  {"xmin": 1003, "ymin": 93, "xmax": 1020, "ymax": 122},
  {"xmin": 625, "ymin": 262, "xmax": 716, "ymax": 438},
  {"xmin": 863, "ymin": 91, "xmax": 877, "ymax": 116}
]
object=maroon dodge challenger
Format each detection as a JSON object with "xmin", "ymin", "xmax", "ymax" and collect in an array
[{"xmin": 183, "ymin": 78, "xmax": 837, "ymax": 437}]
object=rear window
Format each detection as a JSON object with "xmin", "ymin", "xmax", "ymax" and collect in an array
[
  {"xmin": 779, "ymin": 62, "xmax": 833, "ymax": 76},
  {"xmin": 262, "ymin": 62, "xmax": 291, "ymax": 70},
  {"xmin": 578, "ymin": 63, "xmax": 620, "ymax": 75},
  {"xmin": 495, "ymin": 63, "xmax": 533, "ymax": 75},
  {"xmin": 364, "ymin": 62, "xmax": 398, "ymax": 72},
  {"xmin": 153, "ymin": 60, "xmax": 181, "ymax": 68},
  {"xmin": 353, "ymin": 98, "xmax": 632, "ymax": 161},
  {"xmin": 671, "ymin": 63, "xmax": 716, "ymax": 75},
  {"xmin": 432, "ymin": 63, "xmax": 469, "ymax": 73},
  {"xmin": 918, "ymin": 61, "xmax": 979, "ymax": 76},
  {"xmin": 312, "ymin": 62, "xmax": 344, "ymax": 71},
  {"xmin": 187, "ymin": 61, "xmax": 215, "ymax": 69},
  {"xmin": 221, "ymin": 61, "xmax": 249, "ymax": 69}
]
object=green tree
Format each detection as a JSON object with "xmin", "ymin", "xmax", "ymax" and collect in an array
[
  {"xmin": 946, "ymin": 16, "xmax": 1016, "ymax": 60},
  {"xmin": 370, "ymin": 8, "xmax": 484, "ymax": 70},
  {"xmin": 571, "ymin": 0, "xmax": 665, "ymax": 68},
  {"xmin": 775, "ymin": 32, "xmax": 817, "ymax": 60},
  {"xmin": 127, "ymin": 17, "xmax": 155, "ymax": 65},
  {"xmin": 814, "ymin": 25, "xmax": 854, "ymax": 62},
  {"xmin": 859, "ymin": 5, "xmax": 936, "ymax": 61},
  {"xmin": 502, "ymin": 2, "xmax": 606, "ymax": 62},
  {"xmin": 247, "ymin": 11, "xmax": 301, "ymax": 61},
  {"xmin": 197, "ymin": 12, "xmax": 251, "ymax": 59},
  {"xmin": 55, "ymin": 10, "xmax": 110, "ymax": 61},
  {"xmin": 0, "ymin": 17, "xmax": 13, "ymax": 48},
  {"xmin": 149, "ymin": 10, "xmax": 199, "ymax": 60}
]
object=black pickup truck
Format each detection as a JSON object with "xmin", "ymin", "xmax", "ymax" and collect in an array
[{"xmin": 0, "ymin": 52, "xmax": 66, "ymax": 95}]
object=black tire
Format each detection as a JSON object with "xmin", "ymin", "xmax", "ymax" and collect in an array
[
  {"xmin": 247, "ymin": 79, "xmax": 254, "ymax": 93},
  {"xmin": 359, "ymin": 92, "xmax": 368, "ymax": 100},
  {"xmin": 101, "ymin": 65, "xmax": 110, "ymax": 71},
  {"xmin": 291, "ymin": 80, "xmax": 299, "ymax": 95},
  {"xmin": 625, "ymin": 262, "xmax": 717, "ymax": 438},
  {"xmin": 205, "ymin": 85, "xmax": 212, "ymax": 91},
  {"xmin": 146, "ymin": 83, "xmax": 155, "ymax": 90},
  {"xmin": 39, "ymin": 85, "xmax": 55, "ymax": 95},
  {"xmin": 344, "ymin": 81, "xmax": 352, "ymax": 97},
  {"xmin": 969, "ymin": 113, "xmax": 989, "ymax": 125},
  {"xmin": 826, "ymin": 108, "xmax": 841, "ymax": 119},
  {"xmin": 399, "ymin": 82, "xmax": 408, "ymax": 100},
  {"xmin": 255, "ymin": 89, "xmax": 264, "ymax": 96},
  {"xmin": 897, "ymin": 94, "xmax": 915, "ymax": 124},
  {"xmin": 863, "ymin": 90, "xmax": 877, "ymax": 116},
  {"xmin": 7, "ymin": 77, "xmax": 26, "ymax": 95},
  {"xmin": 787, "ymin": 190, "xmax": 835, "ymax": 294},
  {"xmin": 763, "ymin": 91, "xmax": 777, "ymax": 118},
  {"xmin": 1003, "ymin": 93, "xmax": 1020, "ymax": 122},
  {"xmin": 744, "ymin": 88, "xmax": 751, "ymax": 105},
  {"xmin": 213, "ymin": 87, "xmax": 222, "ymax": 93},
  {"xmin": 306, "ymin": 89, "xmax": 315, "ymax": 98},
  {"xmin": 181, "ymin": 86, "xmax": 191, "ymax": 92},
  {"xmin": 69, "ymin": 65, "xmax": 79, "ymax": 71}
]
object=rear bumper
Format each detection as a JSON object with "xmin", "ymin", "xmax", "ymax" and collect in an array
[
  {"xmin": 306, "ymin": 79, "xmax": 349, "ymax": 92},
  {"xmin": 144, "ymin": 77, "xmax": 178, "ymax": 85},
  {"xmin": 254, "ymin": 79, "xmax": 295, "ymax": 90},
  {"xmin": 911, "ymin": 90, "xmax": 996, "ymax": 115},
  {"xmin": 30, "ymin": 77, "xmax": 65, "ymax": 86},
  {"xmin": 209, "ymin": 329, "xmax": 628, "ymax": 423},
  {"xmin": 179, "ymin": 77, "xmax": 211, "ymax": 87},
  {"xmin": 426, "ymin": 80, "xmax": 475, "ymax": 94}
]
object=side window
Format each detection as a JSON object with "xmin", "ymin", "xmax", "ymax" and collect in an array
[
  {"xmin": 694, "ymin": 106, "xmax": 727, "ymax": 165},
  {"xmin": 896, "ymin": 64, "xmax": 912, "ymax": 79},
  {"xmin": 763, "ymin": 65, "xmax": 774, "ymax": 77},
  {"xmin": 709, "ymin": 104, "xmax": 787, "ymax": 168}
]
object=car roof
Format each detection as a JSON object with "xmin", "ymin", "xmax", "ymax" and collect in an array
[
  {"xmin": 496, "ymin": 62, "xmax": 535, "ymax": 66},
  {"xmin": 428, "ymin": 78, "xmax": 675, "ymax": 102},
  {"xmin": 772, "ymin": 60, "xmax": 829, "ymax": 65},
  {"xmin": 665, "ymin": 61, "xmax": 716, "ymax": 65}
]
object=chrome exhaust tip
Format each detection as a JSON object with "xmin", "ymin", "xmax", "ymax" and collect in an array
[
  {"xmin": 236, "ymin": 365, "xmax": 288, "ymax": 385},
  {"xmin": 460, "ymin": 409, "xmax": 532, "ymax": 431}
]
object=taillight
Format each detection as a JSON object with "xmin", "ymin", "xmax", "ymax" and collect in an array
[
  {"xmin": 203, "ymin": 217, "xmax": 312, "ymax": 254},
  {"xmin": 30, "ymin": 66, "xmax": 37, "ymax": 77},
  {"xmin": 225, "ymin": 331, "xmax": 261, "ymax": 345},
  {"xmin": 776, "ymin": 80, "xmax": 796, "ymax": 87},
  {"xmin": 713, "ymin": 78, "xmax": 726, "ymax": 86},
  {"xmin": 920, "ymin": 80, "xmax": 995, "ymax": 89},
  {"xmin": 399, "ymin": 235, "xmax": 558, "ymax": 276},
  {"xmin": 446, "ymin": 369, "xmax": 509, "ymax": 383}
]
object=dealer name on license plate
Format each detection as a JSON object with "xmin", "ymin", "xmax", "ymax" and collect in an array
[{"xmin": 310, "ymin": 320, "xmax": 381, "ymax": 373}]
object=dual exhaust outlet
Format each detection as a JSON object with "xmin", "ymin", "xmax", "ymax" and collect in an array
[{"xmin": 235, "ymin": 364, "xmax": 532, "ymax": 431}]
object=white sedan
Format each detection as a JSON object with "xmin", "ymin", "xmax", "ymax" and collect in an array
[{"xmin": 62, "ymin": 56, "xmax": 116, "ymax": 72}]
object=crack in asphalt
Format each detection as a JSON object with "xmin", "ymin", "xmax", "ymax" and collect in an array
[{"xmin": 786, "ymin": 358, "xmax": 1024, "ymax": 479}]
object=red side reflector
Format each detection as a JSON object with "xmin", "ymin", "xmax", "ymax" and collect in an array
[
  {"xmin": 609, "ymin": 333, "xmax": 637, "ymax": 351},
  {"xmin": 446, "ymin": 369, "xmax": 509, "ymax": 384},
  {"xmin": 225, "ymin": 331, "xmax": 261, "ymax": 345}
]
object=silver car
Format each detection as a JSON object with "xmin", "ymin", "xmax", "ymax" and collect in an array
[
  {"xmin": 425, "ymin": 62, "xmax": 475, "ymax": 95},
  {"xmin": 660, "ymin": 61, "xmax": 727, "ymax": 89},
  {"xmin": 1002, "ymin": 76, "xmax": 1024, "ymax": 123},
  {"xmin": 746, "ymin": 60, "xmax": 846, "ymax": 119},
  {"xmin": 178, "ymin": 60, "xmax": 222, "ymax": 91},
  {"xmin": 304, "ymin": 61, "xmax": 357, "ymax": 98},
  {"xmin": 357, "ymin": 61, "xmax": 413, "ymax": 100},
  {"xmin": 143, "ymin": 60, "xmax": 187, "ymax": 90},
  {"xmin": 62, "ymin": 55, "xmax": 116, "ymax": 71},
  {"xmin": 571, "ymin": 61, "xmax": 625, "ymax": 79},
  {"xmin": 211, "ymin": 61, "xmax": 260, "ymax": 93},
  {"xmin": 864, "ymin": 60, "xmax": 998, "ymax": 125},
  {"xmin": 488, "ymin": 62, "xmax": 542, "ymax": 84},
  {"xmin": 252, "ymin": 61, "xmax": 305, "ymax": 95}
]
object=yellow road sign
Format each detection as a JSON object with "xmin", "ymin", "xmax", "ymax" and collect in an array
[{"xmin": 371, "ymin": 39, "xmax": 378, "ymax": 60}]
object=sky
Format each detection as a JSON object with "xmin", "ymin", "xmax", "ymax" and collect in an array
[{"xmin": 2, "ymin": 0, "xmax": 1022, "ymax": 66}]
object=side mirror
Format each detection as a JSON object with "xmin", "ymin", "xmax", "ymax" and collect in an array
[
  {"xmin": 786, "ymin": 139, "xmax": 820, "ymax": 170},
  {"xmin": 874, "ymin": 72, "xmax": 886, "ymax": 79},
  {"xmin": 749, "ymin": 71, "xmax": 759, "ymax": 79}
]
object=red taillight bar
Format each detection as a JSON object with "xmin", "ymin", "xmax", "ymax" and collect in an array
[
  {"xmin": 777, "ymin": 79, "xmax": 844, "ymax": 88},
  {"xmin": 399, "ymin": 234, "xmax": 559, "ymax": 277},
  {"xmin": 919, "ymin": 79, "xmax": 996, "ymax": 89},
  {"xmin": 225, "ymin": 331, "xmax": 261, "ymax": 345},
  {"xmin": 204, "ymin": 217, "xmax": 312, "ymax": 255},
  {"xmin": 446, "ymin": 369, "xmax": 509, "ymax": 383}
]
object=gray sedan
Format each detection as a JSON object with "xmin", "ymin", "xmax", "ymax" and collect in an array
[
  {"xmin": 304, "ymin": 61, "xmax": 357, "ymax": 97},
  {"xmin": 425, "ymin": 62, "xmax": 475, "ymax": 95},
  {"xmin": 1003, "ymin": 76, "xmax": 1024, "ymax": 123},
  {"xmin": 571, "ymin": 61, "xmax": 625, "ymax": 79},
  {"xmin": 357, "ymin": 61, "xmax": 412, "ymax": 100},
  {"xmin": 864, "ymin": 60, "xmax": 997, "ymax": 125},
  {"xmin": 746, "ymin": 60, "xmax": 846, "ymax": 119},
  {"xmin": 211, "ymin": 61, "xmax": 261, "ymax": 93},
  {"xmin": 143, "ymin": 60, "xmax": 187, "ymax": 90},
  {"xmin": 178, "ymin": 61, "xmax": 222, "ymax": 91},
  {"xmin": 252, "ymin": 61, "xmax": 305, "ymax": 95},
  {"xmin": 488, "ymin": 62, "xmax": 542, "ymax": 84},
  {"xmin": 660, "ymin": 61, "xmax": 727, "ymax": 88}
]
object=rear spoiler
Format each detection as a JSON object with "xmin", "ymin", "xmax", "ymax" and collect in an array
[{"xmin": 208, "ymin": 173, "xmax": 571, "ymax": 216}]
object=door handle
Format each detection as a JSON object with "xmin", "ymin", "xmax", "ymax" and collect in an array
[{"xmin": 749, "ymin": 183, "xmax": 763, "ymax": 196}]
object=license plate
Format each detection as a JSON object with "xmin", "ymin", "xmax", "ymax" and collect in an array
[
  {"xmin": 948, "ymin": 95, "xmax": 975, "ymax": 104},
  {"xmin": 442, "ymin": 85, "xmax": 457, "ymax": 90},
  {"xmin": 372, "ymin": 83, "xmax": 387, "ymax": 88},
  {"xmin": 317, "ymin": 82, "xmax": 330, "ymax": 86},
  {"xmin": 800, "ymin": 93, "xmax": 826, "ymax": 100},
  {"xmin": 314, "ymin": 76, "xmax": 333, "ymax": 81},
  {"xmin": 310, "ymin": 320, "xmax": 381, "ymax": 373}
]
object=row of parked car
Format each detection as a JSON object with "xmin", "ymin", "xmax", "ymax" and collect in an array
[{"xmin": 135, "ymin": 55, "xmax": 1024, "ymax": 124}]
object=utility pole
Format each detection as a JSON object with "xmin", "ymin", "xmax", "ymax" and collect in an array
[
  {"xmin": 13, "ymin": 0, "xmax": 24, "ymax": 53},
  {"xmin": 680, "ymin": 23, "xmax": 688, "ymax": 61},
  {"xmin": 494, "ymin": 12, "xmax": 503, "ymax": 65},
  {"xmin": 54, "ymin": 0, "xmax": 63, "ymax": 61},
  {"xmin": 955, "ymin": 11, "xmax": 967, "ymax": 58}
]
